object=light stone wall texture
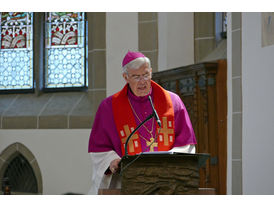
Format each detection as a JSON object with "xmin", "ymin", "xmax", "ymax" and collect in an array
[
  {"xmin": 139, "ymin": 12, "xmax": 158, "ymax": 73},
  {"xmin": 158, "ymin": 13, "xmax": 194, "ymax": 71},
  {"xmin": 231, "ymin": 13, "xmax": 243, "ymax": 195},
  {"xmin": 194, "ymin": 13, "xmax": 216, "ymax": 63},
  {"xmin": 106, "ymin": 12, "xmax": 138, "ymax": 97},
  {"xmin": 242, "ymin": 12, "xmax": 274, "ymax": 195}
]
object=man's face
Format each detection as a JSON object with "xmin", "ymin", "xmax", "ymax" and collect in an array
[{"xmin": 123, "ymin": 63, "xmax": 152, "ymax": 97}]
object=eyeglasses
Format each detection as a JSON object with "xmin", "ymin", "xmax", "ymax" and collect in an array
[{"xmin": 127, "ymin": 72, "xmax": 151, "ymax": 82}]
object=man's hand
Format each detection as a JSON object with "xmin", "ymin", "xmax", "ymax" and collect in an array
[{"xmin": 109, "ymin": 158, "xmax": 121, "ymax": 174}]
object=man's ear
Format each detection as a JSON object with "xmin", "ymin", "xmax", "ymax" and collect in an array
[{"xmin": 123, "ymin": 73, "xmax": 129, "ymax": 83}]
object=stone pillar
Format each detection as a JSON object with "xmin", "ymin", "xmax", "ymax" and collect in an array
[
  {"xmin": 194, "ymin": 12, "xmax": 216, "ymax": 63},
  {"xmin": 138, "ymin": 13, "xmax": 158, "ymax": 73}
]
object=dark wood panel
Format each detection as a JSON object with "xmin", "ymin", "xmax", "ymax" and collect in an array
[
  {"xmin": 98, "ymin": 188, "xmax": 216, "ymax": 195},
  {"xmin": 152, "ymin": 60, "xmax": 227, "ymax": 194}
]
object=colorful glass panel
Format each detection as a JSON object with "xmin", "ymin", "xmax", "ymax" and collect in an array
[
  {"xmin": 0, "ymin": 12, "xmax": 33, "ymax": 90},
  {"xmin": 45, "ymin": 12, "xmax": 87, "ymax": 88},
  {"xmin": 222, "ymin": 12, "xmax": 227, "ymax": 33}
]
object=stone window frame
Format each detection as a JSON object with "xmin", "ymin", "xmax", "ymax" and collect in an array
[
  {"xmin": 0, "ymin": 12, "xmax": 89, "ymax": 94},
  {"xmin": 0, "ymin": 12, "xmax": 106, "ymax": 129},
  {"xmin": 0, "ymin": 142, "xmax": 43, "ymax": 194}
]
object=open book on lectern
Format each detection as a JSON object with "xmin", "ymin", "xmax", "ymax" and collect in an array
[{"xmin": 141, "ymin": 151, "xmax": 191, "ymax": 155}]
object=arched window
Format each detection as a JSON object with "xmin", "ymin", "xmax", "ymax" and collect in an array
[
  {"xmin": 3, "ymin": 154, "xmax": 38, "ymax": 193},
  {"xmin": 0, "ymin": 143, "xmax": 42, "ymax": 194},
  {"xmin": 0, "ymin": 12, "xmax": 33, "ymax": 91}
]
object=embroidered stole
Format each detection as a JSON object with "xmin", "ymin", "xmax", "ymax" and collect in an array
[{"xmin": 112, "ymin": 80, "xmax": 175, "ymax": 156}]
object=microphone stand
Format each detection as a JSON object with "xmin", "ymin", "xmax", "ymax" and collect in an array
[{"xmin": 124, "ymin": 113, "xmax": 154, "ymax": 157}]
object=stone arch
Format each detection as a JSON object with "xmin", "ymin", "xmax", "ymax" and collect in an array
[{"xmin": 0, "ymin": 142, "xmax": 42, "ymax": 194}]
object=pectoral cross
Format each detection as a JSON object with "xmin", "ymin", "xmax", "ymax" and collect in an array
[{"xmin": 146, "ymin": 137, "xmax": 158, "ymax": 152}]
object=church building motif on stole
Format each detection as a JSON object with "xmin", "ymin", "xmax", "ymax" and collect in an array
[{"xmin": 157, "ymin": 117, "xmax": 175, "ymax": 150}]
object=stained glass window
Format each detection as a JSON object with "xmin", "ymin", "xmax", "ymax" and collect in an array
[
  {"xmin": 222, "ymin": 12, "xmax": 227, "ymax": 33},
  {"xmin": 45, "ymin": 12, "xmax": 87, "ymax": 89},
  {"xmin": 0, "ymin": 12, "xmax": 33, "ymax": 90}
]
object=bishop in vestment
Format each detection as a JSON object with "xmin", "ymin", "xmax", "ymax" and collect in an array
[{"xmin": 88, "ymin": 51, "xmax": 197, "ymax": 194}]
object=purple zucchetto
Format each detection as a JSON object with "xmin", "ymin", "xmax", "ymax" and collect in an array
[{"xmin": 122, "ymin": 51, "xmax": 146, "ymax": 67}]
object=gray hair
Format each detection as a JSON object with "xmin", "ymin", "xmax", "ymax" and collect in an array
[{"xmin": 122, "ymin": 57, "xmax": 151, "ymax": 74}]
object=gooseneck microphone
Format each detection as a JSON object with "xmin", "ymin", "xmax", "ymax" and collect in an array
[{"xmin": 148, "ymin": 96, "xmax": 161, "ymax": 127}]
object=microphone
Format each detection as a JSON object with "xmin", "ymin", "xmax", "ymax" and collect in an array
[{"xmin": 148, "ymin": 96, "xmax": 161, "ymax": 127}]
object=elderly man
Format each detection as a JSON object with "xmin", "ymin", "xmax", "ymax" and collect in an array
[{"xmin": 88, "ymin": 51, "xmax": 196, "ymax": 194}]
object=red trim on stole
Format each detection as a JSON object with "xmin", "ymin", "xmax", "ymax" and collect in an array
[{"xmin": 112, "ymin": 80, "xmax": 175, "ymax": 156}]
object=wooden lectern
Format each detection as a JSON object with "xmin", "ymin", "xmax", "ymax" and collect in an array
[{"xmin": 119, "ymin": 152, "xmax": 210, "ymax": 195}]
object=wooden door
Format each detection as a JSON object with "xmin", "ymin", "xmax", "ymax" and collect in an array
[{"xmin": 152, "ymin": 60, "xmax": 227, "ymax": 194}]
